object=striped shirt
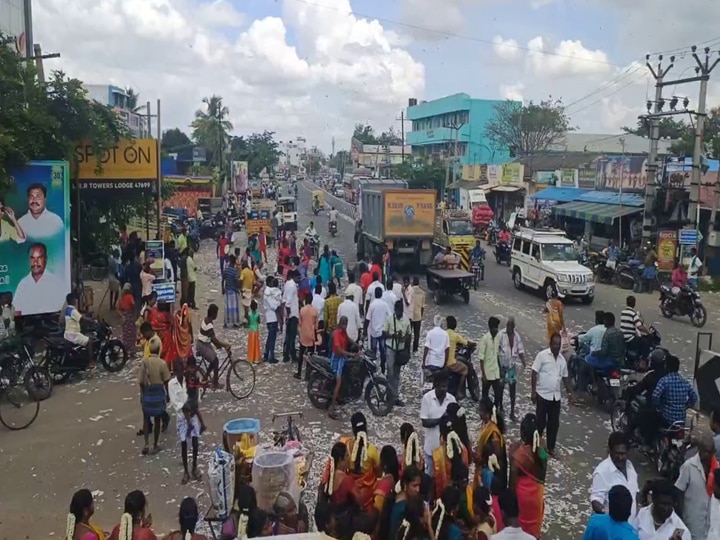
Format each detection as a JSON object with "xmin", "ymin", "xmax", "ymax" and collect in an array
[
  {"xmin": 222, "ymin": 266, "xmax": 240, "ymax": 292},
  {"xmin": 619, "ymin": 308, "xmax": 642, "ymax": 341}
]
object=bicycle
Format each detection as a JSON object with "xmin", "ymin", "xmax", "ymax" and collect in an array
[
  {"xmin": 195, "ymin": 349, "xmax": 256, "ymax": 401},
  {"xmin": 272, "ymin": 411, "xmax": 302, "ymax": 447},
  {"xmin": 0, "ymin": 357, "xmax": 41, "ymax": 430}
]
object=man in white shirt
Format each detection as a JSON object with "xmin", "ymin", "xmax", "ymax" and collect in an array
[
  {"xmin": 168, "ymin": 359, "xmax": 202, "ymax": 484},
  {"xmin": 590, "ymin": 431, "xmax": 639, "ymax": 516},
  {"xmin": 17, "ymin": 183, "xmax": 64, "ymax": 239},
  {"xmin": 263, "ymin": 276, "xmax": 282, "ymax": 364},
  {"xmin": 478, "ymin": 316, "xmax": 502, "ymax": 407},
  {"xmin": 531, "ymin": 333, "xmax": 573, "ymax": 456},
  {"xmin": 312, "ymin": 282, "xmax": 326, "ymax": 325},
  {"xmin": 423, "ymin": 315, "xmax": 450, "ymax": 371},
  {"xmin": 383, "ymin": 299, "xmax": 412, "ymax": 406},
  {"xmin": 492, "ymin": 490, "xmax": 536, "ymax": 540},
  {"xmin": 401, "ymin": 275, "xmax": 414, "ymax": 321},
  {"xmin": 381, "ymin": 278, "xmax": 398, "ymax": 312},
  {"xmin": 688, "ymin": 247, "xmax": 702, "ymax": 289},
  {"xmin": 14, "ymin": 242, "xmax": 67, "ymax": 316},
  {"xmin": 631, "ymin": 479, "xmax": 690, "ymax": 540},
  {"xmin": 282, "ymin": 270, "xmax": 300, "ymax": 364},
  {"xmin": 338, "ymin": 291, "xmax": 362, "ymax": 342},
  {"xmin": 328, "ymin": 207, "xmax": 338, "ymax": 226},
  {"xmin": 365, "ymin": 272, "xmax": 384, "ymax": 313},
  {"xmin": 365, "ymin": 286, "xmax": 391, "ymax": 372},
  {"xmin": 675, "ymin": 434, "xmax": 715, "ymax": 540},
  {"xmin": 344, "ymin": 272, "xmax": 364, "ymax": 316},
  {"xmin": 420, "ymin": 370, "xmax": 456, "ymax": 476}
]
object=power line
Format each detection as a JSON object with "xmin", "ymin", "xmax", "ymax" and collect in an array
[
  {"xmin": 564, "ymin": 64, "xmax": 645, "ymax": 112},
  {"xmin": 288, "ymin": 0, "xmax": 624, "ymax": 68},
  {"xmin": 566, "ymin": 75, "xmax": 646, "ymax": 118},
  {"xmin": 648, "ymin": 36, "xmax": 720, "ymax": 57}
]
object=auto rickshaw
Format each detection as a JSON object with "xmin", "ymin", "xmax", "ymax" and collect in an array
[{"xmin": 311, "ymin": 190, "xmax": 325, "ymax": 213}]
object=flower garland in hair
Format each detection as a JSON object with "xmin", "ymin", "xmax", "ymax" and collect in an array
[
  {"xmin": 433, "ymin": 498, "xmax": 446, "ymax": 539},
  {"xmin": 446, "ymin": 431, "xmax": 463, "ymax": 459},
  {"xmin": 404, "ymin": 432, "xmax": 420, "ymax": 467},
  {"xmin": 491, "ymin": 406, "xmax": 497, "ymax": 425},
  {"xmin": 118, "ymin": 513, "xmax": 133, "ymax": 540},
  {"xmin": 532, "ymin": 430, "xmax": 540, "ymax": 453},
  {"xmin": 185, "ymin": 532, "xmax": 192, "ymax": 540},
  {"xmin": 394, "ymin": 480, "xmax": 402, "ymax": 494},
  {"xmin": 238, "ymin": 508, "xmax": 250, "ymax": 539},
  {"xmin": 351, "ymin": 431, "xmax": 368, "ymax": 465},
  {"xmin": 399, "ymin": 519, "xmax": 411, "ymax": 540},
  {"xmin": 65, "ymin": 513, "xmax": 75, "ymax": 540},
  {"xmin": 326, "ymin": 458, "xmax": 336, "ymax": 496},
  {"xmin": 352, "ymin": 533, "xmax": 372, "ymax": 540}
]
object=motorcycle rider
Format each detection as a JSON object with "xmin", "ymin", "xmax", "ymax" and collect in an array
[
  {"xmin": 63, "ymin": 292, "xmax": 95, "ymax": 374},
  {"xmin": 575, "ymin": 310, "xmax": 606, "ymax": 391},
  {"xmin": 445, "ymin": 316, "xmax": 472, "ymax": 400},
  {"xmin": 578, "ymin": 312, "xmax": 625, "ymax": 397},
  {"xmin": 312, "ymin": 193, "xmax": 320, "ymax": 210},
  {"xmin": 304, "ymin": 221, "xmax": 319, "ymax": 256},
  {"xmin": 498, "ymin": 226, "xmax": 511, "ymax": 246},
  {"xmin": 470, "ymin": 240, "xmax": 486, "ymax": 281},
  {"xmin": 652, "ymin": 354, "xmax": 698, "ymax": 428},
  {"xmin": 328, "ymin": 207, "xmax": 338, "ymax": 231},
  {"xmin": 620, "ymin": 296, "xmax": 652, "ymax": 362},
  {"xmin": 625, "ymin": 349, "xmax": 667, "ymax": 448},
  {"xmin": 328, "ymin": 315, "xmax": 360, "ymax": 420}
]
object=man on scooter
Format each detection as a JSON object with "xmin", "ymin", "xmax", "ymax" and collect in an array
[
  {"xmin": 470, "ymin": 240, "xmax": 486, "ymax": 281},
  {"xmin": 578, "ymin": 312, "xmax": 625, "ymax": 397},
  {"xmin": 328, "ymin": 207, "xmax": 338, "ymax": 231},
  {"xmin": 625, "ymin": 349, "xmax": 667, "ymax": 448}
]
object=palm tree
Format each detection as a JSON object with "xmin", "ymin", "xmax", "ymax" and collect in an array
[
  {"xmin": 191, "ymin": 95, "xmax": 233, "ymax": 170},
  {"xmin": 124, "ymin": 87, "xmax": 145, "ymax": 112}
]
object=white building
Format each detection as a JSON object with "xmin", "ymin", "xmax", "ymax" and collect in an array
[
  {"xmin": 280, "ymin": 137, "xmax": 307, "ymax": 168},
  {"xmin": 83, "ymin": 84, "xmax": 149, "ymax": 138}
]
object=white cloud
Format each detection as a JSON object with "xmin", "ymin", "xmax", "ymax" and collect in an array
[
  {"xmin": 33, "ymin": 0, "xmax": 425, "ymax": 151},
  {"xmin": 526, "ymin": 36, "xmax": 612, "ymax": 77},
  {"xmin": 500, "ymin": 82, "xmax": 525, "ymax": 102},
  {"xmin": 492, "ymin": 36, "xmax": 522, "ymax": 61},
  {"xmin": 398, "ymin": 0, "xmax": 478, "ymax": 41}
]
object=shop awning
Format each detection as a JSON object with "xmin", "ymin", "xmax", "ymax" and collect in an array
[
  {"xmin": 534, "ymin": 187, "xmax": 590, "ymax": 203},
  {"xmin": 553, "ymin": 201, "xmax": 642, "ymax": 224},
  {"xmin": 491, "ymin": 185, "xmax": 523, "ymax": 192}
]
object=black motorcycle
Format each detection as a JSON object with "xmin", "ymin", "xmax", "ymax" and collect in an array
[
  {"xmin": 306, "ymin": 351, "xmax": 393, "ymax": 416},
  {"xmin": 40, "ymin": 319, "xmax": 128, "ymax": 383},
  {"xmin": 591, "ymin": 254, "xmax": 618, "ymax": 285},
  {"xmin": 494, "ymin": 242, "xmax": 511, "ymax": 266},
  {"xmin": 568, "ymin": 335, "xmax": 626, "ymax": 412},
  {"xmin": 329, "ymin": 221, "xmax": 338, "ymax": 237},
  {"xmin": 0, "ymin": 336, "xmax": 53, "ymax": 401},
  {"xmin": 471, "ymin": 257, "xmax": 484, "ymax": 290},
  {"xmin": 447, "ymin": 343, "xmax": 480, "ymax": 401},
  {"xmin": 659, "ymin": 284, "xmax": 707, "ymax": 327}
]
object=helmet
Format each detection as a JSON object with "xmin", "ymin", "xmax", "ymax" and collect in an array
[{"xmin": 648, "ymin": 348, "xmax": 667, "ymax": 370}]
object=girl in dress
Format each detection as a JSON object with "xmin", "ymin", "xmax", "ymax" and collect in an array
[{"xmin": 246, "ymin": 300, "xmax": 261, "ymax": 363}]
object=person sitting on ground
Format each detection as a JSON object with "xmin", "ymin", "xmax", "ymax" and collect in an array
[
  {"xmin": 161, "ymin": 497, "xmax": 207, "ymax": 540},
  {"xmin": 65, "ymin": 489, "xmax": 106, "ymax": 540},
  {"xmin": 273, "ymin": 491, "xmax": 308, "ymax": 535}
]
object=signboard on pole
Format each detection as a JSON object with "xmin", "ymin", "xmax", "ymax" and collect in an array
[
  {"xmin": 231, "ymin": 161, "xmax": 249, "ymax": 193},
  {"xmin": 75, "ymin": 139, "xmax": 158, "ymax": 192},
  {"xmin": 679, "ymin": 229, "xmax": 699, "ymax": 245},
  {"xmin": 0, "ymin": 161, "xmax": 71, "ymax": 316},
  {"xmin": 656, "ymin": 230, "xmax": 678, "ymax": 272}
]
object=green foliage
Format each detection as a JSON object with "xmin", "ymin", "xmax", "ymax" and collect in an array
[
  {"xmin": 352, "ymin": 123, "xmax": 403, "ymax": 146},
  {"xmin": 228, "ymin": 131, "xmax": 282, "ymax": 176},
  {"xmin": 329, "ymin": 150, "xmax": 350, "ymax": 170},
  {"xmin": 191, "ymin": 95, "xmax": 232, "ymax": 170},
  {"xmin": 162, "ymin": 127, "xmax": 193, "ymax": 153},
  {"xmin": 485, "ymin": 98, "xmax": 573, "ymax": 156},
  {"xmin": 394, "ymin": 158, "xmax": 445, "ymax": 192}
]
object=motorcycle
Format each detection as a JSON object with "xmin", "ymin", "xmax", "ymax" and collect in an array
[
  {"xmin": 447, "ymin": 343, "xmax": 480, "ymax": 401},
  {"xmin": 306, "ymin": 350, "xmax": 393, "ymax": 416},
  {"xmin": 625, "ymin": 326, "xmax": 662, "ymax": 372},
  {"xmin": 470, "ymin": 257, "xmax": 484, "ymax": 290},
  {"xmin": 591, "ymin": 254, "xmax": 619, "ymax": 285},
  {"xmin": 304, "ymin": 234, "xmax": 320, "ymax": 258},
  {"xmin": 567, "ymin": 334, "xmax": 627, "ymax": 412},
  {"xmin": 611, "ymin": 382, "xmax": 695, "ymax": 481},
  {"xmin": 40, "ymin": 319, "xmax": 128, "ymax": 383},
  {"xmin": 329, "ymin": 221, "xmax": 338, "ymax": 237},
  {"xmin": 312, "ymin": 204, "xmax": 321, "ymax": 216},
  {"xmin": 494, "ymin": 242, "xmax": 511, "ymax": 266},
  {"xmin": 659, "ymin": 284, "xmax": 707, "ymax": 327},
  {"xmin": 0, "ymin": 336, "xmax": 53, "ymax": 401}
]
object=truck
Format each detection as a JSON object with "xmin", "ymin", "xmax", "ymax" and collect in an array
[
  {"xmin": 357, "ymin": 179, "xmax": 436, "ymax": 269},
  {"xmin": 433, "ymin": 209, "xmax": 476, "ymax": 271}
]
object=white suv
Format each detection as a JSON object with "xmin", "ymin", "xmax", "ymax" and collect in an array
[{"xmin": 510, "ymin": 228, "xmax": 595, "ymax": 304}]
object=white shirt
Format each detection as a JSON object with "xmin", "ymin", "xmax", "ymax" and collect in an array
[
  {"xmin": 689, "ymin": 255, "xmax": 702, "ymax": 277},
  {"xmin": 392, "ymin": 283, "xmax": 403, "ymax": 299},
  {"xmin": 275, "ymin": 212, "xmax": 284, "ymax": 226},
  {"xmin": 366, "ymin": 281, "xmax": 384, "ymax": 304},
  {"xmin": 329, "ymin": 209, "xmax": 338, "ymax": 221},
  {"xmin": 366, "ymin": 298, "xmax": 391, "ymax": 338},
  {"xmin": 590, "ymin": 456, "xmax": 639, "ymax": 516},
  {"xmin": 420, "ymin": 389, "xmax": 456, "ymax": 454},
  {"xmin": 263, "ymin": 286, "xmax": 281, "ymax": 324},
  {"xmin": 164, "ymin": 258, "xmax": 175, "ymax": 283},
  {"xmin": 708, "ymin": 496, "xmax": 720, "ymax": 539},
  {"xmin": 14, "ymin": 271, "xmax": 67, "ymax": 316},
  {"xmin": 17, "ymin": 209, "xmax": 64, "ymax": 238},
  {"xmin": 424, "ymin": 325, "xmax": 450, "ymax": 368},
  {"xmin": 63, "ymin": 306, "xmax": 82, "ymax": 338},
  {"xmin": 338, "ymin": 299, "xmax": 362, "ymax": 341},
  {"xmin": 231, "ymin": 230, "xmax": 243, "ymax": 244},
  {"xmin": 381, "ymin": 289, "xmax": 398, "ymax": 312},
  {"xmin": 168, "ymin": 378, "xmax": 188, "ymax": 414},
  {"xmin": 531, "ymin": 348, "xmax": 568, "ymax": 401},
  {"xmin": 491, "ymin": 527, "xmax": 536, "ymax": 540},
  {"xmin": 631, "ymin": 506, "xmax": 690, "ymax": 540},
  {"xmin": 402, "ymin": 285, "xmax": 414, "ymax": 320},
  {"xmin": 312, "ymin": 293, "xmax": 326, "ymax": 322},
  {"xmin": 345, "ymin": 283, "xmax": 363, "ymax": 310},
  {"xmin": 198, "ymin": 319, "xmax": 214, "ymax": 343},
  {"xmin": 282, "ymin": 279, "xmax": 299, "ymax": 319}
]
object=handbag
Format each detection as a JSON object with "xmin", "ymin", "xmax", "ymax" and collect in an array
[{"xmin": 393, "ymin": 315, "xmax": 411, "ymax": 367}]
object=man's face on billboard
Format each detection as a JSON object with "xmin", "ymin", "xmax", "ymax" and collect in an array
[
  {"xmin": 28, "ymin": 188, "xmax": 47, "ymax": 216},
  {"xmin": 29, "ymin": 246, "xmax": 47, "ymax": 278}
]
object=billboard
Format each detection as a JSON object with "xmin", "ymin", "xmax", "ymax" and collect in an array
[
  {"xmin": 595, "ymin": 155, "xmax": 648, "ymax": 192},
  {"xmin": 75, "ymin": 139, "xmax": 158, "ymax": 191},
  {"xmin": 0, "ymin": 0, "xmax": 29, "ymax": 56},
  {"xmin": 231, "ymin": 161, "xmax": 249, "ymax": 193},
  {"xmin": 0, "ymin": 161, "xmax": 71, "ymax": 316}
]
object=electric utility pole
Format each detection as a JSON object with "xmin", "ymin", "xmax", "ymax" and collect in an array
[{"xmin": 395, "ymin": 111, "xmax": 411, "ymax": 163}]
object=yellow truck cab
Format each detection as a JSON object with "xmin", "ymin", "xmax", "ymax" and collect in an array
[{"xmin": 433, "ymin": 209, "xmax": 475, "ymax": 270}]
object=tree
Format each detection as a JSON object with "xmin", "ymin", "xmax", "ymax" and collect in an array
[
  {"xmin": 352, "ymin": 123, "xmax": 378, "ymax": 145},
  {"xmin": 162, "ymin": 128, "xmax": 193, "ymax": 152},
  {"xmin": 124, "ymin": 87, "xmax": 145, "ymax": 112},
  {"xmin": 329, "ymin": 150, "xmax": 350, "ymax": 169},
  {"xmin": 228, "ymin": 131, "xmax": 282, "ymax": 176},
  {"xmin": 485, "ymin": 98, "xmax": 573, "ymax": 156},
  {"xmin": 191, "ymin": 95, "xmax": 233, "ymax": 170},
  {"xmin": 394, "ymin": 158, "xmax": 446, "ymax": 192},
  {"xmin": 377, "ymin": 126, "xmax": 403, "ymax": 146}
]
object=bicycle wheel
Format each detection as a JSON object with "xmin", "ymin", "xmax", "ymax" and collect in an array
[
  {"xmin": 227, "ymin": 359, "xmax": 256, "ymax": 400},
  {"xmin": 89, "ymin": 262, "xmax": 107, "ymax": 281},
  {"xmin": 0, "ymin": 386, "xmax": 40, "ymax": 430}
]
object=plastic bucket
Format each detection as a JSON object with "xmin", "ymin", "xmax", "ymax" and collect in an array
[
  {"xmin": 252, "ymin": 450, "xmax": 299, "ymax": 511},
  {"xmin": 223, "ymin": 418, "xmax": 260, "ymax": 453}
]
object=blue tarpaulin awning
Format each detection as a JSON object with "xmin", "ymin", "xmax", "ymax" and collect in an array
[
  {"xmin": 553, "ymin": 201, "xmax": 642, "ymax": 225},
  {"xmin": 576, "ymin": 191, "xmax": 645, "ymax": 206},
  {"xmin": 534, "ymin": 187, "xmax": 590, "ymax": 203}
]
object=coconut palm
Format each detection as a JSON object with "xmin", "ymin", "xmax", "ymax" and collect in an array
[
  {"xmin": 191, "ymin": 95, "xmax": 233, "ymax": 170},
  {"xmin": 124, "ymin": 87, "xmax": 145, "ymax": 112}
]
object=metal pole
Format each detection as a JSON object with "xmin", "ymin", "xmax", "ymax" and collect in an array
[
  {"xmin": 619, "ymin": 138, "xmax": 625, "ymax": 249},
  {"xmin": 156, "ymin": 99, "xmax": 162, "ymax": 238},
  {"xmin": 146, "ymin": 100, "xmax": 151, "ymax": 139},
  {"xmin": 23, "ymin": 0, "xmax": 33, "ymax": 59},
  {"xmin": 689, "ymin": 77, "xmax": 708, "ymax": 234},
  {"xmin": 401, "ymin": 111, "xmax": 405, "ymax": 163}
]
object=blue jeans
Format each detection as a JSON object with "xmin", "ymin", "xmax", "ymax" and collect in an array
[
  {"xmin": 264, "ymin": 322, "xmax": 278, "ymax": 361},
  {"xmin": 578, "ymin": 353, "xmax": 618, "ymax": 393},
  {"xmin": 370, "ymin": 335, "xmax": 387, "ymax": 372}
]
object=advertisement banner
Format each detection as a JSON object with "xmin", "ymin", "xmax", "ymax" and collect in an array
[
  {"xmin": 535, "ymin": 171, "xmax": 558, "ymax": 185},
  {"xmin": 657, "ymin": 230, "xmax": 678, "ymax": 272},
  {"xmin": 595, "ymin": 155, "xmax": 648, "ymax": 192},
  {"xmin": 145, "ymin": 240, "xmax": 165, "ymax": 278},
  {"xmin": 383, "ymin": 190, "xmax": 436, "ymax": 236},
  {"xmin": 578, "ymin": 166, "xmax": 597, "ymax": 189},
  {"xmin": 0, "ymin": 161, "xmax": 71, "ymax": 316},
  {"xmin": 559, "ymin": 169, "xmax": 578, "ymax": 188},
  {"xmin": 231, "ymin": 161, "xmax": 249, "ymax": 193},
  {"xmin": 501, "ymin": 163, "xmax": 524, "ymax": 185},
  {"xmin": 75, "ymin": 139, "xmax": 158, "ymax": 192}
]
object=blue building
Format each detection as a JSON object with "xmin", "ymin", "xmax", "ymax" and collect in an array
[{"xmin": 405, "ymin": 93, "xmax": 517, "ymax": 166}]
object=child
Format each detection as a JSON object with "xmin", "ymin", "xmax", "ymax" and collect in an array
[
  {"xmin": 0, "ymin": 292, "xmax": 16, "ymax": 339},
  {"xmin": 258, "ymin": 227, "xmax": 268, "ymax": 264},
  {"xmin": 247, "ymin": 300, "xmax": 261, "ymax": 363},
  {"xmin": 169, "ymin": 358, "xmax": 202, "ymax": 484},
  {"xmin": 184, "ymin": 355, "xmax": 206, "ymax": 433}
]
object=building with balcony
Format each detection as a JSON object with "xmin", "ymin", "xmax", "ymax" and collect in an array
[
  {"xmin": 405, "ymin": 93, "xmax": 517, "ymax": 166},
  {"xmin": 280, "ymin": 137, "xmax": 307, "ymax": 169},
  {"xmin": 83, "ymin": 84, "xmax": 149, "ymax": 137}
]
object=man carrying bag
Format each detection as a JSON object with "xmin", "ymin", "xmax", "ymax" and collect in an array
[{"xmin": 383, "ymin": 299, "xmax": 412, "ymax": 407}]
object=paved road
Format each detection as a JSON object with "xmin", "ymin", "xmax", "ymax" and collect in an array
[{"xmin": 1, "ymin": 183, "xmax": 714, "ymax": 539}]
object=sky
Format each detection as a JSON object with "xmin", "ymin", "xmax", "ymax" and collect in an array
[{"xmin": 32, "ymin": 0, "xmax": 720, "ymax": 154}]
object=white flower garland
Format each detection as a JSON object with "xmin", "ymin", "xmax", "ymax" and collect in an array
[
  {"xmin": 118, "ymin": 513, "xmax": 133, "ymax": 540},
  {"xmin": 446, "ymin": 431, "xmax": 463, "ymax": 459},
  {"xmin": 457, "ymin": 407, "xmax": 466, "ymax": 417},
  {"xmin": 184, "ymin": 531, "xmax": 192, "ymax": 540},
  {"xmin": 491, "ymin": 405, "xmax": 497, "ymax": 425},
  {"xmin": 326, "ymin": 459, "xmax": 336, "ymax": 496},
  {"xmin": 394, "ymin": 480, "xmax": 402, "ymax": 494},
  {"xmin": 488, "ymin": 454, "xmax": 499, "ymax": 472},
  {"xmin": 238, "ymin": 509, "xmax": 250, "ymax": 539},
  {"xmin": 65, "ymin": 514, "xmax": 75, "ymax": 540},
  {"xmin": 352, "ymin": 533, "xmax": 372, "ymax": 540},
  {"xmin": 399, "ymin": 519, "xmax": 411, "ymax": 540},
  {"xmin": 433, "ymin": 498, "xmax": 446, "ymax": 539},
  {"xmin": 351, "ymin": 431, "xmax": 368, "ymax": 466},
  {"xmin": 404, "ymin": 432, "xmax": 420, "ymax": 467},
  {"xmin": 533, "ymin": 430, "xmax": 540, "ymax": 453}
]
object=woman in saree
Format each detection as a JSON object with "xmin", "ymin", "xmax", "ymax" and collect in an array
[
  {"xmin": 373, "ymin": 445, "xmax": 400, "ymax": 520},
  {"xmin": 172, "ymin": 304, "xmax": 193, "ymax": 360},
  {"xmin": 148, "ymin": 301, "xmax": 175, "ymax": 368},
  {"xmin": 141, "ymin": 292, "xmax": 157, "ymax": 325},
  {"xmin": 381, "ymin": 464, "xmax": 423, "ymax": 538},
  {"xmin": 65, "ymin": 489, "xmax": 106, "ymax": 540},
  {"xmin": 399, "ymin": 423, "xmax": 425, "ymax": 474},
  {"xmin": 509, "ymin": 413, "xmax": 547, "ymax": 538},
  {"xmin": 432, "ymin": 415, "xmax": 470, "ymax": 500},
  {"xmin": 334, "ymin": 411, "xmax": 381, "ymax": 512},
  {"xmin": 543, "ymin": 287, "xmax": 564, "ymax": 345},
  {"xmin": 118, "ymin": 283, "xmax": 137, "ymax": 356},
  {"xmin": 473, "ymin": 398, "xmax": 507, "ymax": 490},
  {"xmin": 320, "ymin": 442, "xmax": 361, "ymax": 521},
  {"xmin": 109, "ymin": 490, "xmax": 157, "ymax": 540}
]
